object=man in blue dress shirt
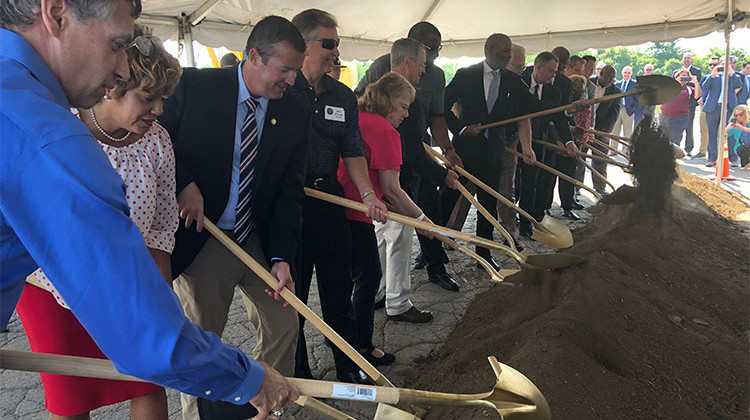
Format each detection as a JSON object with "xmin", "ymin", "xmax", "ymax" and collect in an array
[{"xmin": 0, "ymin": 0, "xmax": 297, "ymax": 416}]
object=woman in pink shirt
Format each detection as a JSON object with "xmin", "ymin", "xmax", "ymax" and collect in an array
[
  {"xmin": 660, "ymin": 69, "xmax": 702, "ymax": 148},
  {"xmin": 337, "ymin": 72, "xmax": 433, "ymax": 366}
]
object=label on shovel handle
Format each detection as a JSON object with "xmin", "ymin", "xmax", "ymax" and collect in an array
[{"xmin": 331, "ymin": 384, "xmax": 377, "ymax": 401}]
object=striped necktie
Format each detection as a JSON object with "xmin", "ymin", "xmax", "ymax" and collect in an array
[{"xmin": 234, "ymin": 97, "xmax": 259, "ymax": 244}]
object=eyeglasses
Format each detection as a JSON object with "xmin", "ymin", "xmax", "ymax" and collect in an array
[
  {"xmin": 708, "ymin": 63, "xmax": 718, "ymax": 67},
  {"xmin": 128, "ymin": 35, "xmax": 162, "ymax": 57},
  {"xmin": 310, "ymin": 38, "xmax": 340, "ymax": 50},
  {"xmin": 427, "ymin": 44, "xmax": 443, "ymax": 54}
]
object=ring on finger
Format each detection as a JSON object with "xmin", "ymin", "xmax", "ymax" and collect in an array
[{"xmin": 271, "ymin": 409, "xmax": 285, "ymax": 418}]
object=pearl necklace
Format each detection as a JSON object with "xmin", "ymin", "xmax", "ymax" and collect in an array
[{"xmin": 90, "ymin": 108, "xmax": 130, "ymax": 142}]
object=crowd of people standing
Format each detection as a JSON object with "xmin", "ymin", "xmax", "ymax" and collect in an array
[{"xmin": 2, "ymin": 1, "xmax": 749, "ymax": 420}]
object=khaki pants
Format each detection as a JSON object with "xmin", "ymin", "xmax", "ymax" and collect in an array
[
  {"xmin": 174, "ymin": 233, "xmax": 298, "ymax": 420},
  {"xmin": 612, "ymin": 107, "xmax": 634, "ymax": 151},
  {"xmin": 374, "ymin": 220, "xmax": 414, "ymax": 316},
  {"xmin": 699, "ymin": 108, "xmax": 709, "ymax": 154}
]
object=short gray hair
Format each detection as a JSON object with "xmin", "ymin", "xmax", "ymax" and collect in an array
[
  {"xmin": 511, "ymin": 44, "xmax": 526, "ymax": 56},
  {"xmin": 391, "ymin": 38, "xmax": 424, "ymax": 67},
  {"xmin": 0, "ymin": 0, "xmax": 141, "ymax": 29},
  {"xmin": 291, "ymin": 8, "xmax": 337, "ymax": 40}
]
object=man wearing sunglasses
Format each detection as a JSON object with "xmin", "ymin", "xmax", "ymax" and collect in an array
[
  {"xmin": 288, "ymin": 8, "xmax": 387, "ymax": 385},
  {"xmin": 1, "ymin": 0, "xmax": 298, "ymax": 418}
]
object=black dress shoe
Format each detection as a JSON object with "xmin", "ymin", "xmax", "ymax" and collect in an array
[
  {"xmin": 562, "ymin": 210, "xmax": 580, "ymax": 220},
  {"xmin": 519, "ymin": 225, "xmax": 533, "ymax": 239},
  {"xmin": 387, "ymin": 306, "xmax": 433, "ymax": 323},
  {"xmin": 570, "ymin": 201, "xmax": 584, "ymax": 210},
  {"xmin": 477, "ymin": 255, "xmax": 502, "ymax": 271},
  {"xmin": 427, "ymin": 271, "xmax": 459, "ymax": 291},
  {"xmin": 294, "ymin": 368, "xmax": 315, "ymax": 380},
  {"xmin": 374, "ymin": 295, "xmax": 385, "ymax": 309},
  {"xmin": 503, "ymin": 238, "xmax": 524, "ymax": 252},
  {"xmin": 360, "ymin": 347, "xmax": 396, "ymax": 366},
  {"xmin": 337, "ymin": 369, "xmax": 374, "ymax": 385},
  {"xmin": 413, "ymin": 253, "xmax": 426, "ymax": 270}
]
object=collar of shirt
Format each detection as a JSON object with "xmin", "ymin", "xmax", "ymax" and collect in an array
[
  {"xmin": 483, "ymin": 60, "xmax": 501, "ymax": 101},
  {"xmin": 237, "ymin": 61, "xmax": 268, "ymax": 116},
  {"xmin": 1, "ymin": 29, "xmax": 69, "ymax": 107},
  {"xmin": 528, "ymin": 77, "xmax": 543, "ymax": 100}
]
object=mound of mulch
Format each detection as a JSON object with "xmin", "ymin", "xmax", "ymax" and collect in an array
[{"xmin": 409, "ymin": 182, "xmax": 749, "ymax": 419}]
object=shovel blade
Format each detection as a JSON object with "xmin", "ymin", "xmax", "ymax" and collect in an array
[
  {"xmin": 488, "ymin": 357, "xmax": 551, "ymax": 420},
  {"xmin": 532, "ymin": 215, "xmax": 574, "ymax": 249},
  {"xmin": 374, "ymin": 404, "xmax": 422, "ymax": 419},
  {"xmin": 635, "ymin": 75, "xmax": 682, "ymax": 105}
]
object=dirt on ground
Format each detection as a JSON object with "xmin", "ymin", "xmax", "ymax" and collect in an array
[{"xmin": 410, "ymin": 121, "xmax": 750, "ymax": 420}]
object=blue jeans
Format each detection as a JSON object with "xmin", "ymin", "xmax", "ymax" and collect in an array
[
  {"xmin": 705, "ymin": 109, "xmax": 739, "ymax": 163},
  {"xmin": 660, "ymin": 114, "xmax": 689, "ymax": 147}
]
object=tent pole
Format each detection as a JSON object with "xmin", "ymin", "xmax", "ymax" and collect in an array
[
  {"xmin": 180, "ymin": 14, "xmax": 196, "ymax": 68},
  {"xmin": 715, "ymin": 0, "xmax": 734, "ymax": 186}
]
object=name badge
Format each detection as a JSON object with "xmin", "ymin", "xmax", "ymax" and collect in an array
[{"xmin": 325, "ymin": 105, "xmax": 346, "ymax": 122}]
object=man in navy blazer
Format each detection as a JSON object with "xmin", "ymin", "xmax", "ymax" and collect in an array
[
  {"xmin": 612, "ymin": 66, "xmax": 637, "ymax": 150},
  {"xmin": 159, "ymin": 16, "xmax": 310, "ymax": 419},
  {"xmin": 738, "ymin": 61, "xmax": 750, "ymax": 106},
  {"xmin": 701, "ymin": 58, "xmax": 743, "ymax": 166}
]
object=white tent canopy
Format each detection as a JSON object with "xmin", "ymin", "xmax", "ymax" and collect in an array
[{"xmin": 139, "ymin": 0, "xmax": 750, "ymax": 60}]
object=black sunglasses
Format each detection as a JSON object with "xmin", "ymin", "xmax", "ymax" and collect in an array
[
  {"xmin": 311, "ymin": 38, "xmax": 340, "ymax": 50},
  {"xmin": 709, "ymin": 63, "xmax": 718, "ymax": 67},
  {"xmin": 128, "ymin": 35, "xmax": 162, "ymax": 57}
]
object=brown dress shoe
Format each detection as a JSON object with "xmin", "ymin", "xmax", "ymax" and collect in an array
[{"xmin": 387, "ymin": 306, "xmax": 433, "ymax": 323}]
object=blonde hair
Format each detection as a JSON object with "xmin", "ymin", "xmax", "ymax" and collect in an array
[
  {"xmin": 110, "ymin": 25, "xmax": 182, "ymax": 100},
  {"xmin": 358, "ymin": 72, "xmax": 416, "ymax": 117},
  {"xmin": 569, "ymin": 74, "xmax": 587, "ymax": 101},
  {"xmin": 732, "ymin": 104, "xmax": 750, "ymax": 124}
]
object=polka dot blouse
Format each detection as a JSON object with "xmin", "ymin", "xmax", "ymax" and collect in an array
[{"xmin": 32, "ymin": 121, "xmax": 178, "ymax": 309}]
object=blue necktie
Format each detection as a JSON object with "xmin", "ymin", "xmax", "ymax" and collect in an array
[
  {"xmin": 235, "ymin": 98, "xmax": 259, "ymax": 244},
  {"xmin": 621, "ymin": 80, "xmax": 628, "ymax": 105}
]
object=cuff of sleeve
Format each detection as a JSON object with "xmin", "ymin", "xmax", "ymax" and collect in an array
[
  {"xmin": 564, "ymin": 140, "xmax": 574, "ymax": 146},
  {"xmin": 145, "ymin": 230, "xmax": 176, "ymax": 253},
  {"xmin": 459, "ymin": 126, "xmax": 467, "ymax": 136},
  {"xmin": 270, "ymin": 257, "xmax": 284, "ymax": 265},
  {"xmin": 222, "ymin": 359, "xmax": 266, "ymax": 405}
]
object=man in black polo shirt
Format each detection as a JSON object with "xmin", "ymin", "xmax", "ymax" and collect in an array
[{"xmin": 289, "ymin": 9, "xmax": 387, "ymax": 384}]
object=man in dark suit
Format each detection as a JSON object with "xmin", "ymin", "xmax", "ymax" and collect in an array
[
  {"xmin": 518, "ymin": 52, "xmax": 578, "ymax": 237},
  {"xmin": 676, "ymin": 53, "xmax": 702, "ymax": 155},
  {"xmin": 442, "ymin": 33, "xmax": 538, "ymax": 269},
  {"xmin": 590, "ymin": 65, "xmax": 621, "ymax": 194},
  {"xmin": 159, "ymin": 16, "xmax": 309, "ymax": 419},
  {"xmin": 738, "ymin": 61, "xmax": 750, "ymax": 105}
]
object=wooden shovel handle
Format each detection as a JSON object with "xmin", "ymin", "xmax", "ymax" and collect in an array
[
  {"xmin": 0, "ymin": 349, "xmax": 512, "ymax": 409},
  {"xmin": 582, "ymin": 127, "xmax": 631, "ymax": 146},
  {"xmin": 454, "ymin": 181, "xmax": 516, "ymax": 251},
  {"xmin": 550, "ymin": 141, "xmax": 617, "ymax": 191},
  {"xmin": 588, "ymin": 137, "xmax": 629, "ymax": 160},
  {"xmin": 202, "ymin": 219, "xmax": 394, "ymax": 388},
  {"xmin": 477, "ymin": 89, "xmax": 638, "ymax": 130},
  {"xmin": 504, "ymin": 146, "xmax": 602, "ymax": 199},
  {"xmin": 532, "ymin": 139, "xmax": 628, "ymax": 168},
  {"xmin": 304, "ymin": 188, "xmax": 523, "ymax": 262},
  {"xmin": 422, "ymin": 144, "xmax": 545, "ymax": 232}
]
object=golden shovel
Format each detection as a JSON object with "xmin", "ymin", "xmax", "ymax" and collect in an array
[
  {"xmin": 476, "ymin": 74, "xmax": 682, "ymax": 131},
  {"xmin": 580, "ymin": 127, "xmax": 631, "ymax": 149},
  {"xmin": 423, "ymin": 144, "xmax": 575, "ymax": 250},
  {"xmin": 0, "ymin": 350, "xmax": 551, "ymax": 420},
  {"xmin": 305, "ymin": 188, "xmax": 585, "ymax": 271}
]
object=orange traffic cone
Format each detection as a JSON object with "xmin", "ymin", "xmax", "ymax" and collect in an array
[{"xmin": 710, "ymin": 142, "xmax": 736, "ymax": 181}]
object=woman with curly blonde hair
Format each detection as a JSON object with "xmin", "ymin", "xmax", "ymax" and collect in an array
[{"xmin": 16, "ymin": 25, "xmax": 182, "ymax": 420}]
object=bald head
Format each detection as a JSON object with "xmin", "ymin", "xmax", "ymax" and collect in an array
[
  {"xmin": 551, "ymin": 46, "xmax": 570, "ymax": 72},
  {"xmin": 484, "ymin": 33, "xmax": 512, "ymax": 70},
  {"xmin": 599, "ymin": 65, "xmax": 616, "ymax": 87}
]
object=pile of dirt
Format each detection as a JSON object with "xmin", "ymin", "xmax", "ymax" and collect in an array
[
  {"xmin": 677, "ymin": 172, "xmax": 749, "ymax": 221},
  {"xmin": 410, "ymin": 183, "xmax": 749, "ymax": 419}
]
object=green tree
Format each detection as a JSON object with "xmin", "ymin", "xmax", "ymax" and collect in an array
[{"xmin": 440, "ymin": 61, "xmax": 458, "ymax": 85}]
